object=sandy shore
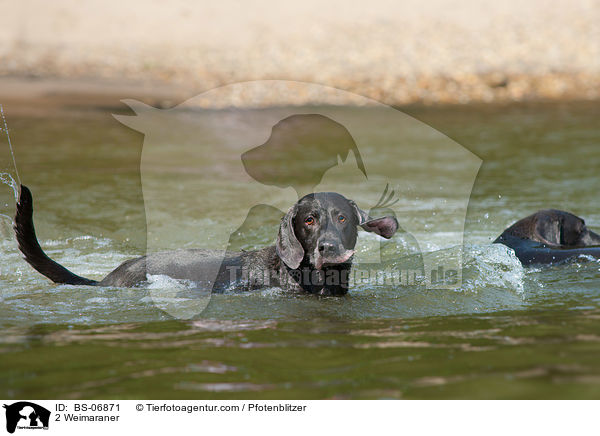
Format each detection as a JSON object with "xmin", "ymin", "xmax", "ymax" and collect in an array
[{"xmin": 1, "ymin": 0, "xmax": 599, "ymax": 106}]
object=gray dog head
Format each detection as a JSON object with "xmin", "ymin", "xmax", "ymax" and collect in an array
[
  {"xmin": 276, "ymin": 192, "xmax": 398, "ymax": 270},
  {"xmin": 500, "ymin": 209, "xmax": 600, "ymax": 248}
]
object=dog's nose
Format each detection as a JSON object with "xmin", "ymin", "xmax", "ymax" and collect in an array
[{"xmin": 318, "ymin": 241, "xmax": 336, "ymax": 255}]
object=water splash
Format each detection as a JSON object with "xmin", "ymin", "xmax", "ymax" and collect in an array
[
  {"xmin": 0, "ymin": 172, "xmax": 19, "ymax": 203},
  {"xmin": 0, "ymin": 105, "xmax": 21, "ymax": 187},
  {"xmin": 0, "ymin": 172, "xmax": 19, "ymax": 231},
  {"xmin": 0, "ymin": 105, "xmax": 21, "ymax": 230},
  {"xmin": 145, "ymin": 274, "xmax": 211, "ymax": 319},
  {"xmin": 460, "ymin": 244, "xmax": 526, "ymax": 294}
]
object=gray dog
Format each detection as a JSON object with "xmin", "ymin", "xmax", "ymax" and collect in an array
[
  {"xmin": 494, "ymin": 209, "xmax": 600, "ymax": 265},
  {"xmin": 14, "ymin": 186, "xmax": 398, "ymax": 296}
]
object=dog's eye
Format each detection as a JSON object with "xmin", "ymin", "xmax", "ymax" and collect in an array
[
  {"xmin": 304, "ymin": 216, "xmax": 315, "ymax": 225},
  {"xmin": 338, "ymin": 215, "xmax": 346, "ymax": 223}
]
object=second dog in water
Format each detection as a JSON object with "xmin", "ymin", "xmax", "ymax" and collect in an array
[
  {"xmin": 14, "ymin": 186, "xmax": 398, "ymax": 296},
  {"xmin": 494, "ymin": 209, "xmax": 600, "ymax": 265}
]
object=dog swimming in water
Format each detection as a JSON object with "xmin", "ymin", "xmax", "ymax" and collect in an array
[
  {"xmin": 14, "ymin": 185, "xmax": 398, "ymax": 296},
  {"xmin": 494, "ymin": 209, "xmax": 600, "ymax": 265}
]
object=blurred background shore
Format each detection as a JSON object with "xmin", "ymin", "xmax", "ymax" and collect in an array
[{"xmin": 0, "ymin": 0, "xmax": 598, "ymax": 108}]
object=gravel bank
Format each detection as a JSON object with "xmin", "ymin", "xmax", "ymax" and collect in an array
[{"xmin": 1, "ymin": 0, "xmax": 598, "ymax": 106}]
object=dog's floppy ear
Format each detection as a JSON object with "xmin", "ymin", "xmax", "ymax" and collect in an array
[
  {"xmin": 350, "ymin": 201, "xmax": 398, "ymax": 239},
  {"xmin": 276, "ymin": 204, "xmax": 304, "ymax": 269},
  {"xmin": 534, "ymin": 214, "xmax": 561, "ymax": 246}
]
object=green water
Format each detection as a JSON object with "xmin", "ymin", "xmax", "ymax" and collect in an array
[{"xmin": 1, "ymin": 100, "xmax": 599, "ymax": 399}]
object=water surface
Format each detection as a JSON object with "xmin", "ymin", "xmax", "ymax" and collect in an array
[{"xmin": 1, "ymin": 101, "xmax": 599, "ymax": 399}]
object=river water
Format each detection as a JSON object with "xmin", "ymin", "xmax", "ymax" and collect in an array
[{"xmin": 0, "ymin": 100, "xmax": 599, "ymax": 399}]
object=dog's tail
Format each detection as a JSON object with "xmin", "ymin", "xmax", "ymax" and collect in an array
[{"xmin": 14, "ymin": 185, "xmax": 98, "ymax": 285}]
